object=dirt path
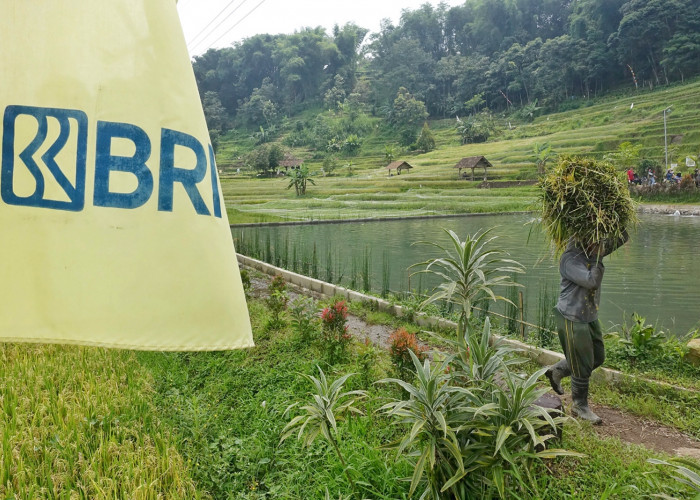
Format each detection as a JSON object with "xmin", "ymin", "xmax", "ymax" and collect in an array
[{"xmin": 249, "ymin": 275, "xmax": 700, "ymax": 460}]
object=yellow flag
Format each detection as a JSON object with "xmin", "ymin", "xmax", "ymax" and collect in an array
[{"xmin": 0, "ymin": 1, "xmax": 253, "ymax": 350}]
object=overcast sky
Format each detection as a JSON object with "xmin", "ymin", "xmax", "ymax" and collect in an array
[{"xmin": 177, "ymin": 0, "xmax": 465, "ymax": 57}]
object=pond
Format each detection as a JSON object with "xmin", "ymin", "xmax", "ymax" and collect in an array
[{"xmin": 232, "ymin": 213, "xmax": 700, "ymax": 336}]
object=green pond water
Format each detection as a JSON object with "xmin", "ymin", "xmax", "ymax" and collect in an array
[{"xmin": 233, "ymin": 213, "xmax": 700, "ymax": 336}]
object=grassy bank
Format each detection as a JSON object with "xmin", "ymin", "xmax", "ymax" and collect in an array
[
  {"xmin": 137, "ymin": 294, "xmax": 694, "ymax": 498},
  {"xmin": 1, "ymin": 292, "xmax": 697, "ymax": 497}
]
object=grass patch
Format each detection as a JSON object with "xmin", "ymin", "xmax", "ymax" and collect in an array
[{"xmin": 136, "ymin": 292, "xmax": 698, "ymax": 498}]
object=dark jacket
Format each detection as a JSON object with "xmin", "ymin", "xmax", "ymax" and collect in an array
[{"xmin": 555, "ymin": 233, "xmax": 628, "ymax": 323}]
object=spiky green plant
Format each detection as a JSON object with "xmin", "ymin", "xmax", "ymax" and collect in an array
[
  {"xmin": 647, "ymin": 457, "xmax": 700, "ymax": 499},
  {"xmin": 379, "ymin": 321, "xmax": 580, "ymax": 499},
  {"xmin": 281, "ymin": 367, "xmax": 366, "ymax": 498},
  {"xmin": 378, "ymin": 351, "xmax": 480, "ymax": 499},
  {"xmin": 442, "ymin": 317, "xmax": 527, "ymax": 384},
  {"xmin": 538, "ymin": 155, "xmax": 638, "ymax": 254},
  {"xmin": 410, "ymin": 229, "xmax": 524, "ymax": 338}
]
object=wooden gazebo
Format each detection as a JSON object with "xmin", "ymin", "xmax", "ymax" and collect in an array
[
  {"xmin": 279, "ymin": 153, "xmax": 303, "ymax": 172},
  {"xmin": 386, "ymin": 160, "xmax": 413, "ymax": 176},
  {"xmin": 454, "ymin": 156, "xmax": 493, "ymax": 181}
]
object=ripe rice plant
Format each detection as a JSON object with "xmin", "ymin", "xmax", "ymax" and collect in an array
[
  {"xmin": 0, "ymin": 344, "xmax": 200, "ymax": 498},
  {"xmin": 538, "ymin": 155, "xmax": 638, "ymax": 254}
]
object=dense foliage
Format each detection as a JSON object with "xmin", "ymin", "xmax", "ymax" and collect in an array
[{"xmin": 194, "ymin": 0, "xmax": 700, "ymax": 137}]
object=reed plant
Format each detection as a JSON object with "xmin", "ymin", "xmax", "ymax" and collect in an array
[
  {"xmin": 361, "ymin": 247, "xmax": 371, "ymax": 293},
  {"xmin": 325, "ymin": 246, "xmax": 334, "ymax": 284},
  {"xmin": 504, "ymin": 275, "xmax": 520, "ymax": 336},
  {"xmin": 264, "ymin": 232, "xmax": 272, "ymax": 264},
  {"xmin": 311, "ymin": 243, "xmax": 318, "ymax": 279},
  {"xmin": 536, "ymin": 281, "xmax": 556, "ymax": 348},
  {"xmin": 381, "ymin": 251, "xmax": 391, "ymax": 298}
]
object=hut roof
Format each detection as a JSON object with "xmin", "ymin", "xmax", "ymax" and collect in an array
[
  {"xmin": 386, "ymin": 160, "xmax": 413, "ymax": 170},
  {"xmin": 454, "ymin": 156, "xmax": 493, "ymax": 169},
  {"xmin": 279, "ymin": 153, "xmax": 303, "ymax": 168}
]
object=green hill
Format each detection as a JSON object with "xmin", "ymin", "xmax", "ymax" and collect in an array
[{"xmin": 220, "ymin": 78, "xmax": 700, "ymax": 224}]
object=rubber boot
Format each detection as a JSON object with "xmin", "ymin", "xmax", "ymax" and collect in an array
[
  {"xmin": 571, "ymin": 377, "xmax": 602, "ymax": 425},
  {"xmin": 545, "ymin": 359, "xmax": 571, "ymax": 395}
]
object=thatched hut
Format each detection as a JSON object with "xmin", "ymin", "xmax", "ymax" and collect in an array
[
  {"xmin": 454, "ymin": 156, "xmax": 493, "ymax": 181},
  {"xmin": 386, "ymin": 161, "xmax": 413, "ymax": 176},
  {"xmin": 279, "ymin": 153, "xmax": 303, "ymax": 172}
]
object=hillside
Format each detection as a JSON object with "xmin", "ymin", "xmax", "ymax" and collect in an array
[{"xmin": 219, "ymin": 78, "xmax": 700, "ymax": 223}]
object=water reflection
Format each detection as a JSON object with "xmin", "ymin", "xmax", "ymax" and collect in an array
[{"xmin": 234, "ymin": 214, "xmax": 700, "ymax": 335}]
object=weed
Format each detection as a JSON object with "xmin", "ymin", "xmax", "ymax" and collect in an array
[
  {"xmin": 265, "ymin": 274, "xmax": 289, "ymax": 330},
  {"xmin": 289, "ymin": 296, "xmax": 319, "ymax": 343}
]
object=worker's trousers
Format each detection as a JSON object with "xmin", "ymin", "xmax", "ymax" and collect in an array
[{"xmin": 553, "ymin": 308, "xmax": 605, "ymax": 379}]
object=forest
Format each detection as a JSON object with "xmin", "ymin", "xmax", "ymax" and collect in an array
[{"xmin": 193, "ymin": 0, "xmax": 700, "ymax": 139}]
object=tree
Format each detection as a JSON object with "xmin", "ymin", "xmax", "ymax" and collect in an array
[
  {"xmin": 389, "ymin": 87, "xmax": 428, "ymax": 146},
  {"xmin": 416, "ymin": 122, "xmax": 436, "ymax": 152},
  {"xmin": 245, "ymin": 143, "xmax": 285, "ymax": 176},
  {"xmin": 202, "ymin": 91, "xmax": 229, "ymax": 133},
  {"xmin": 455, "ymin": 112, "xmax": 496, "ymax": 144},
  {"xmin": 286, "ymin": 165, "xmax": 316, "ymax": 196},
  {"xmin": 323, "ymin": 74, "xmax": 346, "ymax": 110}
]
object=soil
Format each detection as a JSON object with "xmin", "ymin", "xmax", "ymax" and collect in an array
[{"xmin": 248, "ymin": 274, "xmax": 700, "ymax": 460}]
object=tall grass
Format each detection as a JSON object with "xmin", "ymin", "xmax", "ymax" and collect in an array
[
  {"xmin": 381, "ymin": 251, "xmax": 391, "ymax": 298},
  {"xmin": 362, "ymin": 247, "xmax": 371, "ymax": 292},
  {"xmin": 505, "ymin": 273, "xmax": 521, "ymax": 336},
  {"xmin": 0, "ymin": 344, "xmax": 202, "ymax": 498},
  {"xmin": 536, "ymin": 281, "xmax": 557, "ymax": 347}
]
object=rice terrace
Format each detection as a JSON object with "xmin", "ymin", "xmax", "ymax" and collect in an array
[{"xmin": 3, "ymin": 0, "xmax": 700, "ymax": 498}]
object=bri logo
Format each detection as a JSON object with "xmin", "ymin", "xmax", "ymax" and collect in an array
[{"xmin": 1, "ymin": 105, "xmax": 222, "ymax": 217}]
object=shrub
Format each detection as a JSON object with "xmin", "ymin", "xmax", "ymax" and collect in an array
[
  {"xmin": 415, "ymin": 122, "xmax": 436, "ymax": 152},
  {"xmin": 388, "ymin": 328, "xmax": 428, "ymax": 380},
  {"xmin": 356, "ymin": 337, "xmax": 385, "ymax": 388},
  {"xmin": 320, "ymin": 300, "xmax": 352, "ymax": 364},
  {"xmin": 379, "ymin": 318, "xmax": 577, "ymax": 499},
  {"xmin": 289, "ymin": 296, "xmax": 318, "ymax": 343},
  {"xmin": 265, "ymin": 275, "xmax": 288, "ymax": 330},
  {"xmin": 618, "ymin": 313, "xmax": 666, "ymax": 359},
  {"xmin": 680, "ymin": 173, "xmax": 696, "ymax": 190}
]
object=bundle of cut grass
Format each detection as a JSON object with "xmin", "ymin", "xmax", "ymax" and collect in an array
[{"xmin": 538, "ymin": 155, "xmax": 637, "ymax": 254}]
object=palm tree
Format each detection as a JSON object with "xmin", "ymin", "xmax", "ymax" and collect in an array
[
  {"xmin": 286, "ymin": 165, "xmax": 315, "ymax": 196},
  {"xmin": 410, "ymin": 229, "xmax": 524, "ymax": 338}
]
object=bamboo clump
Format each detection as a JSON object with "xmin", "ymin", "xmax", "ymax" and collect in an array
[{"xmin": 538, "ymin": 155, "xmax": 638, "ymax": 254}]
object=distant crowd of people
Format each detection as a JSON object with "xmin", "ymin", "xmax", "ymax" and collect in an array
[{"xmin": 626, "ymin": 167, "xmax": 700, "ymax": 187}]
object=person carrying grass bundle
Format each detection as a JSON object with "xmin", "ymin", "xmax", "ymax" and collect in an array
[
  {"xmin": 538, "ymin": 155, "xmax": 636, "ymax": 425},
  {"xmin": 545, "ymin": 233, "xmax": 627, "ymax": 424}
]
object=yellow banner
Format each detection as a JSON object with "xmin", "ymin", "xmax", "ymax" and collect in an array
[{"xmin": 0, "ymin": 1, "xmax": 253, "ymax": 350}]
